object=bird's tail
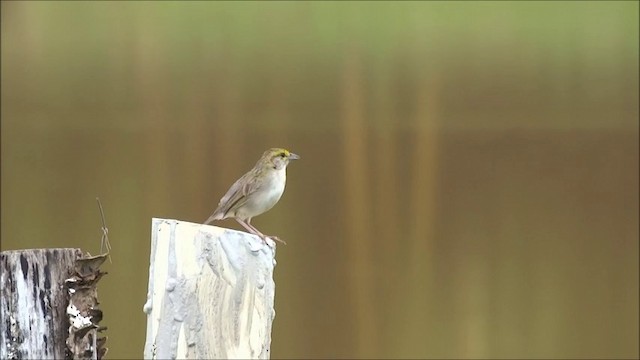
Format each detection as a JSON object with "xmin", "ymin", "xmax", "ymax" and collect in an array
[{"xmin": 203, "ymin": 211, "xmax": 223, "ymax": 225}]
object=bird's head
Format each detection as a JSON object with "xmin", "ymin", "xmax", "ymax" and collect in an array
[{"xmin": 259, "ymin": 148, "xmax": 300, "ymax": 170}]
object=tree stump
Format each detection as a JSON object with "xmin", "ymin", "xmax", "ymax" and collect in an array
[
  {"xmin": 143, "ymin": 218, "xmax": 277, "ymax": 359},
  {"xmin": 1, "ymin": 248, "xmax": 81, "ymax": 359},
  {"xmin": 1, "ymin": 248, "xmax": 108, "ymax": 360}
]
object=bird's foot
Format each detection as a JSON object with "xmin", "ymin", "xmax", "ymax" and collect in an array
[{"xmin": 264, "ymin": 235, "xmax": 287, "ymax": 245}]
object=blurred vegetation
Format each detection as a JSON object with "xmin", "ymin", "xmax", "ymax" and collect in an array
[{"xmin": 1, "ymin": 1, "xmax": 638, "ymax": 359}]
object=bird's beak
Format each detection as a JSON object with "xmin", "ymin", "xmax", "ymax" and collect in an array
[{"xmin": 288, "ymin": 153, "xmax": 300, "ymax": 160}]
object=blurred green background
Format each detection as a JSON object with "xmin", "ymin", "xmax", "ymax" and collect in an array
[{"xmin": 1, "ymin": 1, "xmax": 638, "ymax": 359}]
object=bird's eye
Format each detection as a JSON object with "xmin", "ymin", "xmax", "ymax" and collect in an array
[{"xmin": 280, "ymin": 153, "xmax": 286, "ymax": 158}]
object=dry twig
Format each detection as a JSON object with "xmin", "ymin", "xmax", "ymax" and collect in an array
[{"xmin": 96, "ymin": 197, "xmax": 112, "ymax": 263}]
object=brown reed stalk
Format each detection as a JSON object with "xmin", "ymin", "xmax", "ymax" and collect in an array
[{"xmin": 341, "ymin": 48, "xmax": 377, "ymax": 357}]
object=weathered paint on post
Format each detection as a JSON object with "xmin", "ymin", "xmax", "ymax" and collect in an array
[{"xmin": 143, "ymin": 218, "xmax": 277, "ymax": 359}]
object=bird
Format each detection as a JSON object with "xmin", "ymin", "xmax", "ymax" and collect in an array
[{"xmin": 204, "ymin": 148, "xmax": 300, "ymax": 245}]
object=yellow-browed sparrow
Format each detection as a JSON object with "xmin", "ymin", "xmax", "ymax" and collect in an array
[{"xmin": 204, "ymin": 148, "xmax": 300, "ymax": 245}]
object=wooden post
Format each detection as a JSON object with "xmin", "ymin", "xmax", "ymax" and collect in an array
[
  {"xmin": 1, "ymin": 248, "xmax": 108, "ymax": 360},
  {"xmin": 143, "ymin": 218, "xmax": 277, "ymax": 359},
  {"xmin": 1, "ymin": 248, "xmax": 81, "ymax": 359}
]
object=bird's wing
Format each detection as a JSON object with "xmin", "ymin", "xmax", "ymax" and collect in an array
[{"xmin": 204, "ymin": 171, "xmax": 262, "ymax": 224}]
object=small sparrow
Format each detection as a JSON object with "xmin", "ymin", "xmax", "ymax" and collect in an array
[{"xmin": 204, "ymin": 148, "xmax": 300, "ymax": 244}]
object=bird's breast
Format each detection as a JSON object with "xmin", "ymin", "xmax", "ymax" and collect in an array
[
  {"xmin": 237, "ymin": 169, "xmax": 286, "ymax": 219},
  {"xmin": 262, "ymin": 170, "xmax": 286, "ymax": 205}
]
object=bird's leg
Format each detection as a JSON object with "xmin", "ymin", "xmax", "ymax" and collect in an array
[
  {"xmin": 235, "ymin": 219, "xmax": 261, "ymax": 237},
  {"xmin": 244, "ymin": 218, "xmax": 261, "ymax": 235},
  {"xmin": 246, "ymin": 219, "xmax": 287, "ymax": 245},
  {"xmin": 243, "ymin": 218, "xmax": 266, "ymax": 238}
]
